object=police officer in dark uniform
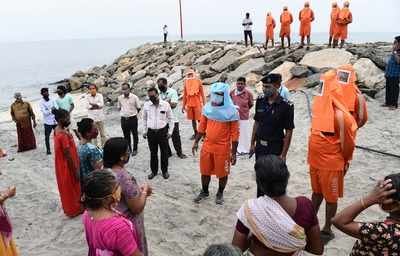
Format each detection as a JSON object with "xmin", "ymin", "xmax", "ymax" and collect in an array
[{"xmin": 250, "ymin": 73, "xmax": 295, "ymax": 197}]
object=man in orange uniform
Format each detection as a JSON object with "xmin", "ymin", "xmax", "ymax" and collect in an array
[
  {"xmin": 328, "ymin": 2, "xmax": 340, "ymax": 47},
  {"xmin": 336, "ymin": 64, "xmax": 368, "ymax": 128},
  {"xmin": 265, "ymin": 12, "xmax": 276, "ymax": 49},
  {"xmin": 192, "ymin": 83, "xmax": 239, "ymax": 205},
  {"xmin": 182, "ymin": 69, "xmax": 206, "ymax": 139},
  {"xmin": 279, "ymin": 6, "xmax": 293, "ymax": 49},
  {"xmin": 334, "ymin": 1, "xmax": 352, "ymax": 48},
  {"xmin": 308, "ymin": 70, "xmax": 357, "ymax": 244},
  {"xmin": 299, "ymin": 2, "xmax": 315, "ymax": 50}
]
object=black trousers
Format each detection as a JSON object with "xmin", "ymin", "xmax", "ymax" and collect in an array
[
  {"xmin": 167, "ymin": 122, "xmax": 183, "ymax": 156},
  {"xmin": 385, "ymin": 76, "xmax": 400, "ymax": 108},
  {"xmin": 44, "ymin": 124, "xmax": 56, "ymax": 152},
  {"xmin": 255, "ymin": 139, "xmax": 284, "ymax": 197},
  {"xmin": 148, "ymin": 126, "xmax": 169, "ymax": 175},
  {"xmin": 163, "ymin": 33, "xmax": 167, "ymax": 43},
  {"xmin": 244, "ymin": 31, "xmax": 253, "ymax": 47},
  {"xmin": 121, "ymin": 116, "xmax": 138, "ymax": 152}
]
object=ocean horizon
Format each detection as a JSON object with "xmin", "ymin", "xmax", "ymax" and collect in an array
[{"xmin": 0, "ymin": 32, "xmax": 396, "ymax": 110}]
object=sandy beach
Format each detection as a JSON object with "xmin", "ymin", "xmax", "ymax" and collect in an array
[{"xmin": 0, "ymin": 86, "xmax": 399, "ymax": 256}]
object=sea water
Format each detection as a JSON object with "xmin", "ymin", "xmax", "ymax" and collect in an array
[{"xmin": 0, "ymin": 32, "xmax": 395, "ymax": 111}]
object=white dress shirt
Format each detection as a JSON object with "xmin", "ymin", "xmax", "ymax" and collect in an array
[
  {"xmin": 86, "ymin": 93, "xmax": 105, "ymax": 122},
  {"xmin": 143, "ymin": 99, "xmax": 174, "ymax": 135},
  {"xmin": 39, "ymin": 98, "xmax": 57, "ymax": 125},
  {"xmin": 118, "ymin": 93, "xmax": 141, "ymax": 117}
]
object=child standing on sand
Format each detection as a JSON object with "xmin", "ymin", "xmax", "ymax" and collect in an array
[
  {"xmin": 81, "ymin": 170, "xmax": 143, "ymax": 256},
  {"xmin": 0, "ymin": 186, "xmax": 19, "ymax": 256}
]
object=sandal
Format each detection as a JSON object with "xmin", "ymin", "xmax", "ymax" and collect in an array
[{"xmin": 320, "ymin": 230, "xmax": 335, "ymax": 245}]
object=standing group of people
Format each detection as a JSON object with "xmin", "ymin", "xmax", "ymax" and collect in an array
[
  {"xmin": 242, "ymin": 1, "xmax": 353, "ymax": 49},
  {"xmin": 4, "ymin": 33, "xmax": 400, "ymax": 255}
]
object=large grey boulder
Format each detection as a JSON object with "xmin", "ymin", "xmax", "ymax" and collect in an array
[
  {"xmin": 347, "ymin": 44, "xmax": 392, "ymax": 70},
  {"xmin": 270, "ymin": 61, "xmax": 297, "ymax": 83},
  {"xmin": 69, "ymin": 77, "xmax": 83, "ymax": 91},
  {"xmin": 353, "ymin": 58, "xmax": 385, "ymax": 90},
  {"xmin": 167, "ymin": 66, "xmax": 185, "ymax": 85},
  {"xmin": 203, "ymin": 73, "xmax": 223, "ymax": 85},
  {"xmin": 131, "ymin": 70, "xmax": 146, "ymax": 83},
  {"xmin": 303, "ymin": 73, "xmax": 321, "ymax": 88},
  {"xmin": 196, "ymin": 65, "xmax": 216, "ymax": 79},
  {"xmin": 290, "ymin": 65, "xmax": 310, "ymax": 78},
  {"xmin": 228, "ymin": 58, "xmax": 266, "ymax": 82},
  {"xmin": 195, "ymin": 52, "xmax": 213, "ymax": 65},
  {"xmin": 238, "ymin": 48, "xmax": 264, "ymax": 63},
  {"xmin": 176, "ymin": 52, "xmax": 195, "ymax": 66},
  {"xmin": 299, "ymin": 49, "xmax": 353, "ymax": 71},
  {"xmin": 210, "ymin": 50, "xmax": 241, "ymax": 72}
]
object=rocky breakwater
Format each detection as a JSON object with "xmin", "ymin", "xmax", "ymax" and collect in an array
[{"xmin": 54, "ymin": 41, "xmax": 393, "ymax": 103}]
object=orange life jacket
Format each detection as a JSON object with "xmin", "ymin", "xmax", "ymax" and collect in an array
[
  {"xmin": 300, "ymin": 8, "xmax": 313, "ymax": 23},
  {"xmin": 281, "ymin": 11, "xmax": 292, "ymax": 25}
]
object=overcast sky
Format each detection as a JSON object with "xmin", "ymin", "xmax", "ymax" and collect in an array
[{"xmin": 1, "ymin": 0, "xmax": 398, "ymax": 42}]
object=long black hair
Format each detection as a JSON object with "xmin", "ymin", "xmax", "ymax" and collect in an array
[
  {"xmin": 77, "ymin": 118, "xmax": 94, "ymax": 139},
  {"xmin": 103, "ymin": 138, "xmax": 129, "ymax": 168},
  {"xmin": 81, "ymin": 170, "xmax": 117, "ymax": 210},
  {"xmin": 52, "ymin": 108, "xmax": 69, "ymax": 125}
]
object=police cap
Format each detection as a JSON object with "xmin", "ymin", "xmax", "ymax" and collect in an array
[{"xmin": 261, "ymin": 73, "xmax": 282, "ymax": 84}]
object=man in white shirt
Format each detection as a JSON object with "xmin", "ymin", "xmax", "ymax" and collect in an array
[
  {"xmin": 157, "ymin": 78, "xmax": 187, "ymax": 159},
  {"xmin": 163, "ymin": 25, "xmax": 168, "ymax": 43},
  {"xmin": 86, "ymin": 84, "xmax": 106, "ymax": 147},
  {"xmin": 143, "ymin": 87, "xmax": 174, "ymax": 180},
  {"xmin": 39, "ymin": 87, "xmax": 57, "ymax": 155},
  {"xmin": 118, "ymin": 83, "xmax": 141, "ymax": 156},
  {"xmin": 242, "ymin": 13, "xmax": 253, "ymax": 47}
]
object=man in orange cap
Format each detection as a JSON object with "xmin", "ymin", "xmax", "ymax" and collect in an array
[
  {"xmin": 298, "ymin": 1, "xmax": 315, "ymax": 50},
  {"xmin": 280, "ymin": 6, "xmax": 293, "ymax": 49},
  {"xmin": 182, "ymin": 69, "xmax": 206, "ymax": 139},
  {"xmin": 308, "ymin": 70, "xmax": 357, "ymax": 244},
  {"xmin": 334, "ymin": 1, "xmax": 352, "ymax": 48},
  {"xmin": 336, "ymin": 64, "xmax": 368, "ymax": 128},
  {"xmin": 328, "ymin": 2, "xmax": 340, "ymax": 47},
  {"xmin": 265, "ymin": 12, "xmax": 276, "ymax": 49}
]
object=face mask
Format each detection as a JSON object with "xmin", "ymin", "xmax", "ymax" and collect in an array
[
  {"xmin": 237, "ymin": 85, "xmax": 245, "ymax": 92},
  {"xmin": 149, "ymin": 95, "xmax": 158, "ymax": 104},
  {"xmin": 64, "ymin": 121, "xmax": 71, "ymax": 127},
  {"xmin": 211, "ymin": 93, "xmax": 224, "ymax": 106},
  {"xmin": 263, "ymin": 88, "xmax": 275, "ymax": 98}
]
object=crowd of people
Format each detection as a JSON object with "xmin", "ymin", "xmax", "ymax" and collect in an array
[
  {"xmin": 242, "ymin": 1, "xmax": 353, "ymax": 49},
  {"xmin": 1, "ymin": 6, "xmax": 400, "ymax": 256}
]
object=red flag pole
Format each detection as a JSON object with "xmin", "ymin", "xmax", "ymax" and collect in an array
[{"xmin": 179, "ymin": 0, "xmax": 183, "ymax": 40}]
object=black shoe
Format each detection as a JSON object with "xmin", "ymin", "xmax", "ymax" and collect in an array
[
  {"xmin": 193, "ymin": 191, "xmax": 209, "ymax": 203},
  {"xmin": 162, "ymin": 172, "xmax": 170, "ymax": 179},
  {"xmin": 46, "ymin": 150, "xmax": 51, "ymax": 155},
  {"xmin": 131, "ymin": 150, "xmax": 138, "ymax": 156},
  {"xmin": 215, "ymin": 192, "xmax": 224, "ymax": 205},
  {"xmin": 178, "ymin": 153, "xmax": 188, "ymax": 159},
  {"xmin": 148, "ymin": 173, "xmax": 157, "ymax": 180}
]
